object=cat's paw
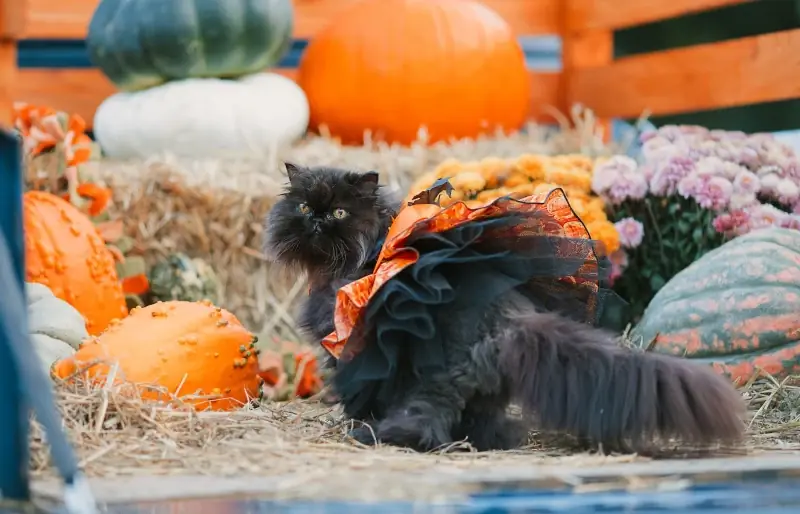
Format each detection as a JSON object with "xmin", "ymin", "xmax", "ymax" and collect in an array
[
  {"xmin": 377, "ymin": 412, "xmax": 452, "ymax": 452},
  {"xmin": 463, "ymin": 416, "xmax": 529, "ymax": 451},
  {"xmin": 347, "ymin": 424, "xmax": 379, "ymax": 446}
]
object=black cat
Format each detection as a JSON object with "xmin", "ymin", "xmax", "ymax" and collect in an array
[
  {"xmin": 263, "ymin": 163, "xmax": 399, "ymax": 370},
  {"xmin": 264, "ymin": 164, "xmax": 746, "ymax": 454}
]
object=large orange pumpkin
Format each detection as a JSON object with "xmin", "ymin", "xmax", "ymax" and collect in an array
[
  {"xmin": 51, "ymin": 301, "xmax": 261, "ymax": 411},
  {"xmin": 298, "ymin": 0, "xmax": 531, "ymax": 145},
  {"xmin": 23, "ymin": 191, "xmax": 128, "ymax": 335}
]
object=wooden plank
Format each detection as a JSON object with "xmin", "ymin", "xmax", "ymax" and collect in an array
[
  {"xmin": 528, "ymin": 71, "xmax": 563, "ymax": 122},
  {"xmin": 561, "ymin": 30, "xmax": 613, "ymax": 139},
  {"xmin": 23, "ymin": 0, "xmax": 558, "ymax": 40},
  {"xmin": 568, "ymin": 28, "xmax": 800, "ymax": 119},
  {"xmin": 0, "ymin": 41, "xmax": 13, "ymax": 127},
  {"xmin": 1, "ymin": 0, "xmax": 26, "ymax": 38},
  {"xmin": 12, "ymin": 68, "xmax": 298, "ymax": 125},
  {"xmin": 13, "ymin": 67, "xmax": 561, "ymax": 129},
  {"xmin": 566, "ymin": 0, "xmax": 750, "ymax": 32}
]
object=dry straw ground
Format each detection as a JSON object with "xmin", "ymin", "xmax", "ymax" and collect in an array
[{"xmin": 29, "ymin": 372, "xmax": 800, "ymax": 502}]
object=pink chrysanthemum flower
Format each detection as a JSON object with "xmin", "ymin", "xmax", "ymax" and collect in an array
[
  {"xmin": 591, "ymin": 156, "xmax": 648, "ymax": 204},
  {"xmin": 614, "ymin": 217, "xmax": 645, "ymax": 249},
  {"xmin": 712, "ymin": 210, "xmax": 751, "ymax": 236},
  {"xmin": 693, "ymin": 176, "xmax": 734, "ymax": 211},
  {"xmin": 608, "ymin": 249, "xmax": 629, "ymax": 284},
  {"xmin": 747, "ymin": 203, "xmax": 789, "ymax": 231},
  {"xmin": 732, "ymin": 169, "xmax": 760, "ymax": 195},
  {"xmin": 650, "ymin": 156, "xmax": 696, "ymax": 196}
]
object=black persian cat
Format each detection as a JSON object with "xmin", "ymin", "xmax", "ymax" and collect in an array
[
  {"xmin": 263, "ymin": 163, "xmax": 399, "ymax": 368},
  {"xmin": 265, "ymin": 164, "xmax": 746, "ymax": 454}
]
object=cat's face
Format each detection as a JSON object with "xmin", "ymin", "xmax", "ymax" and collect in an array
[{"xmin": 264, "ymin": 163, "xmax": 390, "ymax": 278}]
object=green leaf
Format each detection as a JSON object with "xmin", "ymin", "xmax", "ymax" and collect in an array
[
  {"xmin": 116, "ymin": 255, "xmax": 146, "ymax": 280},
  {"xmin": 692, "ymin": 227, "xmax": 705, "ymax": 245},
  {"xmin": 650, "ymin": 274, "xmax": 666, "ymax": 292},
  {"xmin": 114, "ymin": 236, "xmax": 135, "ymax": 255}
]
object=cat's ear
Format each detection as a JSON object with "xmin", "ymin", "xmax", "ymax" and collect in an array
[
  {"xmin": 356, "ymin": 171, "xmax": 380, "ymax": 187},
  {"xmin": 284, "ymin": 162, "xmax": 302, "ymax": 186}
]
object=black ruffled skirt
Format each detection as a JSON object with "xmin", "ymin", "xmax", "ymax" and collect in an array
[{"xmin": 331, "ymin": 197, "xmax": 628, "ymax": 419}]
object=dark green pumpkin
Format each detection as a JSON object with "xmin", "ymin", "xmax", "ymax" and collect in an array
[
  {"xmin": 86, "ymin": 0, "xmax": 294, "ymax": 91},
  {"xmin": 632, "ymin": 227, "xmax": 800, "ymax": 385}
]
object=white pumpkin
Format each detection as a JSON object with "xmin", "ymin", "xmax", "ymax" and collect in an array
[
  {"xmin": 93, "ymin": 72, "xmax": 309, "ymax": 159},
  {"xmin": 27, "ymin": 282, "xmax": 88, "ymax": 374}
]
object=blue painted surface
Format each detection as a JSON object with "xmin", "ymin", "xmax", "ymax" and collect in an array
[
  {"xmin": 16, "ymin": 37, "xmax": 562, "ymax": 71},
  {"xmin": 72, "ymin": 479, "xmax": 800, "ymax": 514},
  {"xmin": 0, "ymin": 130, "xmax": 30, "ymax": 500}
]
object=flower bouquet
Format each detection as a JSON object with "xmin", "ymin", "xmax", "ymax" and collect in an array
[{"xmin": 592, "ymin": 124, "xmax": 800, "ymax": 321}]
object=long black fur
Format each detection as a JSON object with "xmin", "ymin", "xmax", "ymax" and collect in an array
[
  {"xmin": 264, "ymin": 167, "xmax": 746, "ymax": 454},
  {"xmin": 263, "ymin": 163, "xmax": 398, "ymax": 369}
]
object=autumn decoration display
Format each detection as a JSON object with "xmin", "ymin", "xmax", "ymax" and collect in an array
[
  {"xmin": 14, "ymin": 103, "xmax": 150, "ymax": 308},
  {"xmin": 298, "ymin": 0, "xmax": 530, "ymax": 145}
]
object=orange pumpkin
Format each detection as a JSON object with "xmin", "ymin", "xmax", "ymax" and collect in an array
[
  {"xmin": 298, "ymin": 0, "xmax": 530, "ymax": 145},
  {"xmin": 23, "ymin": 191, "xmax": 128, "ymax": 335},
  {"xmin": 51, "ymin": 301, "xmax": 261, "ymax": 411}
]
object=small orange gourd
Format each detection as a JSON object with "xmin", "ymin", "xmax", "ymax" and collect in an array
[
  {"xmin": 298, "ymin": 0, "xmax": 530, "ymax": 145},
  {"xmin": 23, "ymin": 191, "xmax": 128, "ymax": 335},
  {"xmin": 51, "ymin": 301, "xmax": 261, "ymax": 411}
]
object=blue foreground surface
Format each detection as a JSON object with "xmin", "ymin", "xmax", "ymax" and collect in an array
[{"xmin": 52, "ymin": 478, "xmax": 800, "ymax": 514}]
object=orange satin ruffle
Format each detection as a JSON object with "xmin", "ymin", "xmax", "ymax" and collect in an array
[{"xmin": 320, "ymin": 188, "xmax": 604, "ymax": 359}]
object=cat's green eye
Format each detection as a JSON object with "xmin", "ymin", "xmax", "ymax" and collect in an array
[
  {"xmin": 298, "ymin": 203, "xmax": 311, "ymax": 215},
  {"xmin": 332, "ymin": 208, "xmax": 349, "ymax": 219}
]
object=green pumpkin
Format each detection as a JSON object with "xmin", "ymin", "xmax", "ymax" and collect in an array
[
  {"xmin": 86, "ymin": 0, "xmax": 294, "ymax": 91},
  {"xmin": 147, "ymin": 253, "xmax": 220, "ymax": 304},
  {"xmin": 632, "ymin": 227, "xmax": 800, "ymax": 385}
]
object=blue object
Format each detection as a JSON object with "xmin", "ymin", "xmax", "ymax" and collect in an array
[
  {"xmin": 0, "ymin": 129, "xmax": 29, "ymax": 500},
  {"xmin": 77, "ymin": 477, "xmax": 800, "ymax": 513},
  {"xmin": 16, "ymin": 37, "xmax": 562, "ymax": 71}
]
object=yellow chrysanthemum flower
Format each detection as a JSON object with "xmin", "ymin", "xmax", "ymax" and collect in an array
[{"xmin": 406, "ymin": 153, "xmax": 620, "ymax": 251}]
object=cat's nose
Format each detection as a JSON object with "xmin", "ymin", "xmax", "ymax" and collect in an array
[{"xmin": 311, "ymin": 220, "xmax": 322, "ymax": 234}]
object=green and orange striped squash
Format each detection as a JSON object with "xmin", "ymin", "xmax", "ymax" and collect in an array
[{"xmin": 633, "ymin": 227, "xmax": 800, "ymax": 386}]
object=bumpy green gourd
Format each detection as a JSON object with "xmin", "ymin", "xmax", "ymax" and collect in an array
[
  {"xmin": 633, "ymin": 227, "xmax": 800, "ymax": 385},
  {"xmin": 148, "ymin": 253, "xmax": 220, "ymax": 304}
]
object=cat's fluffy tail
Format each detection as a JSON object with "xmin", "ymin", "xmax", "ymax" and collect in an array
[{"xmin": 497, "ymin": 309, "xmax": 746, "ymax": 452}]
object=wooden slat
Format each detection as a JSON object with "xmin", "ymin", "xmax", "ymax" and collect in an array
[
  {"xmin": 23, "ymin": 0, "xmax": 557, "ymax": 40},
  {"xmin": 13, "ymin": 68, "xmax": 561, "ymax": 128},
  {"xmin": 1, "ymin": 0, "xmax": 26, "ymax": 38},
  {"xmin": 561, "ymin": 30, "xmax": 613, "ymax": 139},
  {"xmin": 567, "ymin": 29, "xmax": 800, "ymax": 119},
  {"xmin": 528, "ymin": 71, "xmax": 563, "ymax": 122},
  {"xmin": 0, "ymin": 41, "xmax": 13, "ymax": 127},
  {"xmin": 566, "ymin": 0, "xmax": 749, "ymax": 32}
]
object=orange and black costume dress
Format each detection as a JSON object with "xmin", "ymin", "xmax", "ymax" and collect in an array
[{"xmin": 321, "ymin": 182, "xmax": 627, "ymax": 413}]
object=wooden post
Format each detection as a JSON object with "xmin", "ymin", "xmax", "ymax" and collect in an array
[
  {"xmin": 1, "ymin": 0, "xmax": 24, "ymax": 128},
  {"xmin": 0, "ymin": 0, "xmax": 29, "ymax": 501},
  {"xmin": 561, "ymin": 0, "xmax": 613, "ymax": 142}
]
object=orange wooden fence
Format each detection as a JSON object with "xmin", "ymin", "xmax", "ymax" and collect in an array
[{"xmin": 2, "ymin": 0, "xmax": 799, "ymax": 132}]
